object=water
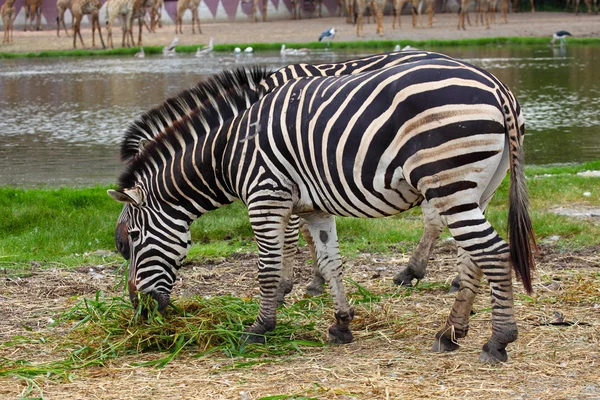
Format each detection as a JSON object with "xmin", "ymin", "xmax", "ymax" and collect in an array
[{"xmin": 1, "ymin": 45, "xmax": 599, "ymax": 187}]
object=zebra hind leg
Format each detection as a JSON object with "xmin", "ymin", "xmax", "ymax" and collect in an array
[
  {"xmin": 240, "ymin": 203, "xmax": 292, "ymax": 345},
  {"xmin": 432, "ymin": 248, "xmax": 481, "ymax": 352},
  {"xmin": 300, "ymin": 212, "xmax": 354, "ymax": 344},
  {"xmin": 438, "ymin": 206, "xmax": 518, "ymax": 363}
]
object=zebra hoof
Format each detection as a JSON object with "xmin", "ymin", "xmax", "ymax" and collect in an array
[
  {"xmin": 431, "ymin": 334, "xmax": 459, "ymax": 353},
  {"xmin": 448, "ymin": 275, "xmax": 461, "ymax": 293},
  {"xmin": 328, "ymin": 325, "xmax": 353, "ymax": 344},
  {"xmin": 305, "ymin": 283, "xmax": 324, "ymax": 297},
  {"xmin": 277, "ymin": 279, "xmax": 294, "ymax": 305},
  {"xmin": 239, "ymin": 332, "xmax": 266, "ymax": 346},
  {"xmin": 479, "ymin": 343, "xmax": 508, "ymax": 363},
  {"xmin": 393, "ymin": 268, "xmax": 417, "ymax": 286}
]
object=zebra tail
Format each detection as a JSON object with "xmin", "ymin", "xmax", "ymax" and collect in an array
[{"xmin": 505, "ymin": 96, "xmax": 537, "ymax": 294}]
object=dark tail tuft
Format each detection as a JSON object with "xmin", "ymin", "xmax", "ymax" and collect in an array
[{"xmin": 507, "ymin": 123, "xmax": 537, "ymax": 294}]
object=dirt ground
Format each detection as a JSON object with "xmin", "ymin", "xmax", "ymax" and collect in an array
[
  {"xmin": 1, "ymin": 241, "xmax": 599, "ymax": 399},
  {"xmin": 2, "ymin": 11, "xmax": 600, "ymax": 53}
]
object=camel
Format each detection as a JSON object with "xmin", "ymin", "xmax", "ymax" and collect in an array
[
  {"xmin": 2, "ymin": 0, "xmax": 16, "ymax": 44},
  {"xmin": 291, "ymin": 0, "xmax": 323, "ymax": 19},
  {"xmin": 175, "ymin": 0, "xmax": 201, "ymax": 34},
  {"xmin": 568, "ymin": 0, "xmax": 597, "ymax": 14},
  {"xmin": 458, "ymin": 0, "xmax": 496, "ymax": 29},
  {"xmin": 147, "ymin": 0, "xmax": 163, "ymax": 31},
  {"xmin": 71, "ymin": 0, "xmax": 105, "ymax": 49},
  {"xmin": 105, "ymin": 0, "xmax": 136, "ymax": 48},
  {"xmin": 130, "ymin": 0, "xmax": 157, "ymax": 47},
  {"xmin": 354, "ymin": 0, "xmax": 385, "ymax": 36},
  {"xmin": 512, "ymin": 0, "xmax": 535, "ymax": 12},
  {"xmin": 24, "ymin": 0, "xmax": 43, "ymax": 31},
  {"xmin": 241, "ymin": 0, "xmax": 267, "ymax": 22},
  {"xmin": 56, "ymin": 0, "xmax": 73, "ymax": 37},
  {"xmin": 392, "ymin": 0, "xmax": 434, "ymax": 29}
]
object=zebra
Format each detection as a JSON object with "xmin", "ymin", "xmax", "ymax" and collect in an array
[
  {"xmin": 114, "ymin": 50, "xmax": 469, "ymax": 302},
  {"xmin": 109, "ymin": 59, "xmax": 536, "ymax": 363}
]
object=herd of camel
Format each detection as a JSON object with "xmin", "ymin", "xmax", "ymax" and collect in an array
[{"xmin": 1, "ymin": 0, "xmax": 598, "ymax": 46}]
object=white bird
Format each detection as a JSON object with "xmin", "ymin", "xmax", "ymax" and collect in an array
[
  {"xmin": 393, "ymin": 44, "xmax": 400, "ymax": 52},
  {"xmin": 402, "ymin": 45, "xmax": 417, "ymax": 51},
  {"xmin": 244, "ymin": 47, "xmax": 253, "ymax": 53},
  {"xmin": 195, "ymin": 37, "xmax": 214, "ymax": 57},
  {"xmin": 134, "ymin": 47, "xmax": 145, "ymax": 58},
  {"xmin": 280, "ymin": 44, "xmax": 297, "ymax": 56},
  {"xmin": 233, "ymin": 47, "xmax": 242, "ymax": 54},
  {"xmin": 551, "ymin": 30, "xmax": 572, "ymax": 46},
  {"xmin": 318, "ymin": 27, "xmax": 336, "ymax": 47},
  {"xmin": 163, "ymin": 37, "xmax": 178, "ymax": 56},
  {"xmin": 294, "ymin": 47, "xmax": 310, "ymax": 55}
]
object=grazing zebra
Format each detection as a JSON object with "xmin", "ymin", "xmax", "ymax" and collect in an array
[
  {"xmin": 109, "ymin": 59, "xmax": 536, "ymax": 363},
  {"xmin": 114, "ymin": 51, "xmax": 469, "ymax": 302}
]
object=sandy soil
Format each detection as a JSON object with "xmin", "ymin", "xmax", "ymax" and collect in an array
[
  {"xmin": 2, "ymin": 11, "xmax": 600, "ymax": 53},
  {"xmin": 1, "ymin": 242, "xmax": 599, "ymax": 399}
]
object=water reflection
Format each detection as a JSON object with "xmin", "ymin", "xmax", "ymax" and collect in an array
[{"xmin": 0, "ymin": 46, "xmax": 599, "ymax": 187}]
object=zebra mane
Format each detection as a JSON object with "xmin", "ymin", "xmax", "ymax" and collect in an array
[
  {"xmin": 117, "ymin": 66, "xmax": 271, "ymax": 190},
  {"xmin": 120, "ymin": 66, "xmax": 271, "ymax": 162}
]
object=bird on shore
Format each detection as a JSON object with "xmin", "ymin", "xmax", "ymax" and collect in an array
[
  {"xmin": 196, "ymin": 37, "xmax": 214, "ymax": 57},
  {"xmin": 402, "ymin": 45, "xmax": 417, "ymax": 51},
  {"xmin": 281, "ymin": 44, "xmax": 310, "ymax": 56},
  {"xmin": 233, "ymin": 47, "xmax": 242, "ymax": 54},
  {"xmin": 163, "ymin": 37, "xmax": 178, "ymax": 56},
  {"xmin": 318, "ymin": 27, "xmax": 336, "ymax": 47},
  {"xmin": 393, "ymin": 44, "xmax": 400, "ymax": 52},
  {"xmin": 134, "ymin": 47, "xmax": 145, "ymax": 58},
  {"xmin": 280, "ymin": 44, "xmax": 296, "ymax": 56},
  {"xmin": 551, "ymin": 30, "xmax": 572, "ymax": 46},
  {"xmin": 244, "ymin": 47, "xmax": 253, "ymax": 53}
]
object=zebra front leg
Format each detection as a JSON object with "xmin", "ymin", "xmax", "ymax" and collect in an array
[
  {"xmin": 241, "ymin": 204, "xmax": 292, "ymax": 345},
  {"xmin": 278, "ymin": 215, "xmax": 302, "ymax": 304},
  {"xmin": 393, "ymin": 200, "xmax": 443, "ymax": 287},
  {"xmin": 300, "ymin": 212, "xmax": 354, "ymax": 344}
]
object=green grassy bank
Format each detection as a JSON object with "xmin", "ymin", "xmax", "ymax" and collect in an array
[
  {"xmin": 1, "ymin": 161, "xmax": 599, "ymax": 271},
  {"xmin": 1, "ymin": 36, "xmax": 599, "ymax": 58}
]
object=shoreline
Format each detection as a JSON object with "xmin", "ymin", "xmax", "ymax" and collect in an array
[
  {"xmin": 2, "ymin": 36, "xmax": 600, "ymax": 58},
  {"xmin": 1, "ymin": 12, "xmax": 599, "ymax": 57}
]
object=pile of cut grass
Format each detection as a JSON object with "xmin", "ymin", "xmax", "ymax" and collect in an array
[{"xmin": 0, "ymin": 279, "xmax": 405, "ymax": 384}]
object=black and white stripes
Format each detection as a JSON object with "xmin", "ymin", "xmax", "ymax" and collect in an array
[{"xmin": 109, "ymin": 52, "xmax": 535, "ymax": 363}]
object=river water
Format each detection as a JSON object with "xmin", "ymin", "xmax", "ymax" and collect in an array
[{"xmin": 1, "ymin": 45, "xmax": 599, "ymax": 187}]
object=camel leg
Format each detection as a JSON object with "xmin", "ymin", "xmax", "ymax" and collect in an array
[
  {"xmin": 195, "ymin": 9, "xmax": 201, "ymax": 33},
  {"xmin": 96, "ymin": 16, "xmax": 106, "ymax": 49}
]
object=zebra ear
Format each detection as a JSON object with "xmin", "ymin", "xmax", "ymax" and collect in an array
[
  {"xmin": 138, "ymin": 138, "xmax": 150, "ymax": 153},
  {"xmin": 107, "ymin": 188, "xmax": 143, "ymax": 206}
]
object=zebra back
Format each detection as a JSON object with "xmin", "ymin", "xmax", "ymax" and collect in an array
[{"xmin": 260, "ymin": 51, "xmax": 454, "ymax": 91}]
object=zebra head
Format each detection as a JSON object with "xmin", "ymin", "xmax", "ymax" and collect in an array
[
  {"xmin": 108, "ymin": 186, "xmax": 191, "ymax": 313},
  {"xmin": 115, "ymin": 205, "xmax": 131, "ymax": 260}
]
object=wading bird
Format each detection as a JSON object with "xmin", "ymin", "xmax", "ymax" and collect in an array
[
  {"xmin": 163, "ymin": 37, "xmax": 178, "ymax": 56},
  {"xmin": 318, "ymin": 27, "xmax": 336, "ymax": 47},
  {"xmin": 551, "ymin": 30, "xmax": 572, "ymax": 46},
  {"xmin": 195, "ymin": 37, "xmax": 214, "ymax": 57}
]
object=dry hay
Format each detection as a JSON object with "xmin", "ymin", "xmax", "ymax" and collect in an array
[{"xmin": 0, "ymin": 243, "xmax": 599, "ymax": 399}]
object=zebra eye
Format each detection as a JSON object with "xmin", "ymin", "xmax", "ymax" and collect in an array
[{"xmin": 129, "ymin": 229, "xmax": 140, "ymax": 241}]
